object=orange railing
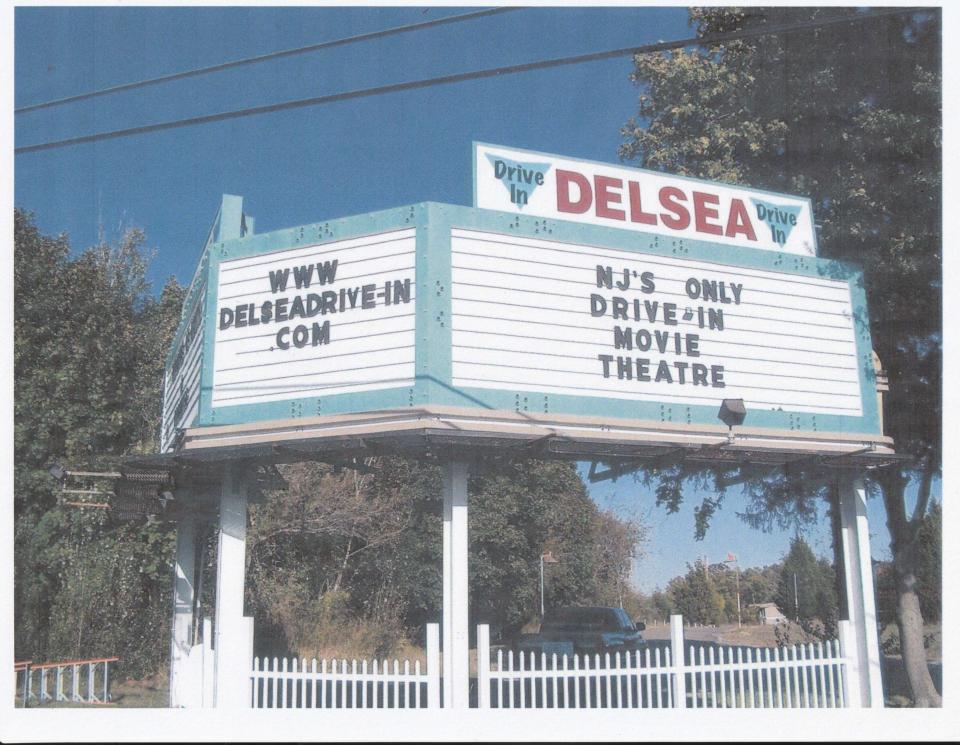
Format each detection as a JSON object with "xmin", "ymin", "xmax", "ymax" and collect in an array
[{"xmin": 15, "ymin": 656, "xmax": 119, "ymax": 706}]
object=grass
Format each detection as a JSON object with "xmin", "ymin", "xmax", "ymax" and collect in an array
[
  {"xmin": 109, "ymin": 671, "xmax": 169, "ymax": 707},
  {"xmin": 14, "ymin": 672, "xmax": 168, "ymax": 709}
]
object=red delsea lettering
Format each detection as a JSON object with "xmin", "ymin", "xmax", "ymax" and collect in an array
[
  {"xmin": 659, "ymin": 186, "xmax": 690, "ymax": 230},
  {"xmin": 693, "ymin": 191, "xmax": 723, "ymax": 235},
  {"xmin": 594, "ymin": 176, "xmax": 626, "ymax": 220},
  {"xmin": 556, "ymin": 169, "xmax": 592, "ymax": 214},
  {"xmin": 628, "ymin": 182, "xmax": 657, "ymax": 225},
  {"xmin": 725, "ymin": 198, "xmax": 758, "ymax": 241}
]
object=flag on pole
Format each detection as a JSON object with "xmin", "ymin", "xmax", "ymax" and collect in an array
[{"xmin": 726, "ymin": 553, "xmax": 737, "ymax": 562}]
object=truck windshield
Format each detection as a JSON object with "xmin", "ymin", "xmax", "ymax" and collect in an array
[{"xmin": 541, "ymin": 607, "xmax": 627, "ymax": 632}]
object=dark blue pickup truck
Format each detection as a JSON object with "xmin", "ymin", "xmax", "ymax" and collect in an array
[{"xmin": 516, "ymin": 606, "xmax": 646, "ymax": 657}]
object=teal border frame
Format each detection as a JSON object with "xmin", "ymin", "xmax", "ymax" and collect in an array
[
  {"xmin": 173, "ymin": 201, "xmax": 879, "ymax": 437},
  {"xmin": 471, "ymin": 141, "xmax": 821, "ymax": 257}
]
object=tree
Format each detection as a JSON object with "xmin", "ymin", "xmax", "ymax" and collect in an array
[
  {"xmin": 590, "ymin": 510, "xmax": 646, "ymax": 609},
  {"xmin": 914, "ymin": 502, "xmax": 941, "ymax": 622},
  {"xmin": 776, "ymin": 537, "xmax": 838, "ymax": 632},
  {"xmin": 14, "ymin": 209, "xmax": 183, "ymax": 675},
  {"xmin": 667, "ymin": 560, "xmax": 725, "ymax": 626},
  {"xmin": 739, "ymin": 564, "xmax": 780, "ymax": 612},
  {"xmin": 247, "ymin": 456, "xmax": 648, "ymax": 655},
  {"xmin": 877, "ymin": 501, "xmax": 941, "ymax": 625},
  {"xmin": 619, "ymin": 7, "xmax": 941, "ymax": 705}
]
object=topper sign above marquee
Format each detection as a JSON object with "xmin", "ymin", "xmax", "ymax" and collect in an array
[
  {"xmin": 474, "ymin": 143, "xmax": 818, "ymax": 257},
  {"xmin": 161, "ymin": 156, "xmax": 888, "ymax": 459}
]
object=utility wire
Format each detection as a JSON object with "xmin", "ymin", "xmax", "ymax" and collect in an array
[
  {"xmin": 15, "ymin": 7, "xmax": 918, "ymax": 156},
  {"xmin": 15, "ymin": 7, "xmax": 519, "ymax": 115}
]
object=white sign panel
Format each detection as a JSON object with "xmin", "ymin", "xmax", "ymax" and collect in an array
[
  {"xmin": 212, "ymin": 229, "xmax": 416, "ymax": 407},
  {"xmin": 161, "ymin": 287, "xmax": 205, "ymax": 450},
  {"xmin": 474, "ymin": 143, "xmax": 818, "ymax": 257},
  {"xmin": 450, "ymin": 229, "xmax": 862, "ymax": 416}
]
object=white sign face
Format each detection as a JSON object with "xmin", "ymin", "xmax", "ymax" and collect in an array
[
  {"xmin": 161, "ymin": 287, "xmax": 205, "ymax": 451},
  {"xmin": 450, "ymin": 228, "xmax": 862, "ymax": 416},
  {"xmin": 212, "ymin": 229, "xmax": 416, "ymax": 407},
  {"xmin": 475, "ymin": 143, "xmax": 817, "ymax": 257}
]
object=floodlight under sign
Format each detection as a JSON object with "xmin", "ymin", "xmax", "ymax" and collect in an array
[{"xmin": 718, "ymin": 399, "xmax": 747, "ymax": 428}]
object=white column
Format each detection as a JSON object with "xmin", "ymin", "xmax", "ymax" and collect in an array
[
  {"xmin": 169, "ymin": 514, "xmax": 197, "ymax": 707},
  {"xmin": 213, "ymin": 465, "xmax": 251, "ymax": 708},
  {"xmin": 838, "ymin": 471, "xmax": 884, "ymax": 707},
  {"xmin": 441, "ymin": 461, "xmax": 469, "ymax": 709}
]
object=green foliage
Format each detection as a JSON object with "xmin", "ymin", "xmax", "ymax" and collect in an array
[
  {"xmin": 876, "ymin": 502, "xmax": 942, "ymax": 624},
  {"xmin": 666, "ymin": 560, "xmax": 726, "ymax": 625},
  {"xmin": 619, "ymin": 10, "xmax": 940, "ymax": 679},
  {"xmin": 775, "ymin": 537, "xmax": 838, "ymax": 633},
  {"xmin": 914, "ymin": 503, "xmax": 941, "ymax": 621},
  {"xmin": 43, "ymin": 512, "xmax": 176, "ymax": 678},
  {"xmin": 14, "ymin": 209, "xmax": 183, "ymax": 676},
  {"xmin": 469, "ymin": 459, "xmax": 636, "ymax": 634},
  {"xmin": 621, "ymin": 6, "xmax": 940, "ymax": 468},
  {"xmin": 740, "ymin": 564, "xmax": 781, "ymax": 610},
  {"xmin": 248, "ymin": 457, "xmax": 647, "ymax": 654}
]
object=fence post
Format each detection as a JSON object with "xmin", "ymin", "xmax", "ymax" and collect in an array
[
  {"xmin": 426, "ymin": 622, "xmax": 440, "ymax": 709},
  {"xmin": 21, "ymin": 664, "xmax": 30, "ymax": 707},
  {"xmin": 669, "ymin": 614, "xmax": 687, "ymax": 709},
  {"xmin": 838, "ymin": 620, "xmax": 861, "ymax": 708},
  {"xmin": 477, "ymin": 625, "xmax": 490, "ymax": 709},
  {"xmin": 201, "ymin": 617, "xmax": 215, "ymax": 707}
]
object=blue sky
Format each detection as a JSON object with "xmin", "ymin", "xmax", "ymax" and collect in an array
[
  {"xmin": 15, "ymin": 6, "xmax": 691, "ymax": 288},
  {"xmin": 14, "ymin": 5, "xmax": 933, "ymax": 592},
  {"xmin": 582, "ymin": 464, "xmax": 938, "ymax": 593}
]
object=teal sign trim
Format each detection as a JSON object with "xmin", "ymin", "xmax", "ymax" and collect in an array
[{"xmin": 172, "ymin": 201, "xmax": 879, "ymax": 438}]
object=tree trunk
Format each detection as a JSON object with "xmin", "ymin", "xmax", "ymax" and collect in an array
[
  {"xmin": 879, "ymin": 466, "xmax": 941, "ymax": 707},
  {"xmin": 892, "ymin": 552, "xmax": 940, "ymax": 707}
]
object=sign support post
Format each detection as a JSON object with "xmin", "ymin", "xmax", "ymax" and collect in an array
[
  {"xmin": 838, "ymin": 470, "xmax": 884, "ymax": 707},
  {"xmin": 441, "ymin": 461, "xmax": 470, "ymax": 709},
  {"xmin": 169, "ymin": 508, "xmax": 196, "ymax": 707},
  {"xmin": 213, "ymin": 465, "xmax": 253, "ymax": 708}
]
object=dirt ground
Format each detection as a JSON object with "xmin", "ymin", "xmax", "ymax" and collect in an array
[
  {"xmin": 641, "ymin": 620, "xmax": 787, "ymax": 646},
  {"xmin": 643, "ymin": 620, "xmax": 942, "ymax": 662}
]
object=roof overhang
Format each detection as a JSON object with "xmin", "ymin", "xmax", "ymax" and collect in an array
[{"xmin": 127, "ymin": 405, "xmax": 902, "ymax": 474}]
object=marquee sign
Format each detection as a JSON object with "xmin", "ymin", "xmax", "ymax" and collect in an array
[
  {"xmin": 449, "ymin": 229, "xmax": 861, "ymax": 417},
  {"xmin": 161, "ymin": 156, "xmax": 887, "ymax": 460},
  {"xmin": 474, "ymin": 143, "xmax": 818, "ymax": 257}
]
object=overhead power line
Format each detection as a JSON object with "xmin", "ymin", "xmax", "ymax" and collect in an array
[
  {"xmin": 15, "ymin": 7, "xmax": 918, "ymax": 156},
  {"xmin": 15, "ymin": 7, "xmax": 519, "ymax": 115}
]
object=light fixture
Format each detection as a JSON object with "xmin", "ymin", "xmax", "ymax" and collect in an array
[{"xmin": 718, "ymin": 398, "xmax": 747, "ymax": 428}]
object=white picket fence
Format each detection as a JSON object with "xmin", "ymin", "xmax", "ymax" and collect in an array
[
  {"xmin": 685, "ymin": 639, "xmax": 846, "ymax": 708},
  {"xmin": 250, "ymin": 623, "xmax": 440, "ymax": 709},
  {"xmin": 477, "ymin": 615, "xmax": 853, "ymax": 709},
  {"xmin": 478, "ymin": 645, "xmax": 676, "ymax": 709}
]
